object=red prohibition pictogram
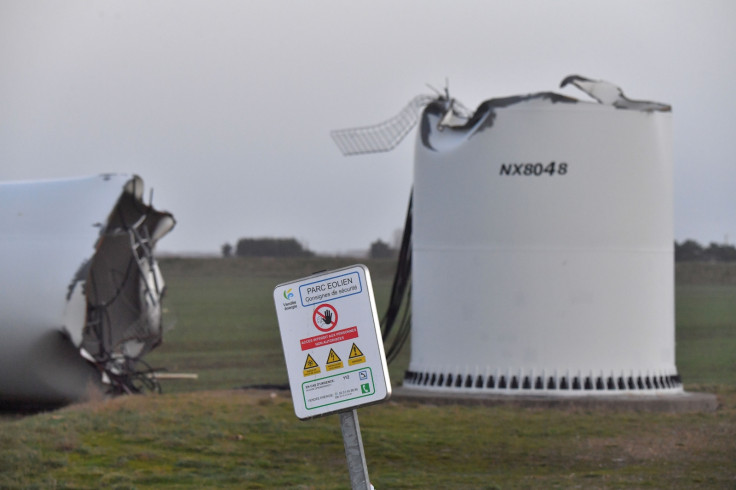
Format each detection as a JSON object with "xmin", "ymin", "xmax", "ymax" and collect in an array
[{"xmin": 313, "ymin": 303, "xmax": 338, "ymax": 332}]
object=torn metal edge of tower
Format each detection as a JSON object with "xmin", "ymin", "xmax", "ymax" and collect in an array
[{"xmin": 0, "ymin": 173, "xmax": 175, "ymax": 410}]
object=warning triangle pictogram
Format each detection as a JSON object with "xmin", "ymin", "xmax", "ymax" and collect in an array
[
  {"xmin": 326, "ymin": 348, "xmax": 341, "ymax": 364},
  {"xmin": 349, "ymin": 343, "xmax": 364, "ymax": 358},
  {"xmin": 304, "ymin": 354, "xmax": 318, "ymax": 370}
]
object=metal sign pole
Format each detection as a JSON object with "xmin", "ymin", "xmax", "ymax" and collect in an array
[{"xmin": 339, "ymin": 409, "xmax": 371, "ymax": 490}]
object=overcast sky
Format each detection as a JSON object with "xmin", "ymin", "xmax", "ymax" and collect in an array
[{"xmin": 2, "ymin": 0, "xmax": 734, "ymax": 255}]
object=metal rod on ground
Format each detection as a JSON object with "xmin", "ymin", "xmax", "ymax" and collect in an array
[
  {"xmin": 147, "ymin": 373, "xmax": 199, "ymax": 380},
  {"xmin": 339, "ymin": 409, "xmax": 372, "ymax": 490}
]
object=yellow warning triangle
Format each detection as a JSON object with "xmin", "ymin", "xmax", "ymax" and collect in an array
[
  {"xmin": 349, "ymin": 343, "xmax": 364, "ymax": 358},
  {"xmin": 326, "ymin": 348, "xmax": 341, "ymax": 364},
  {"xmin": 304, "ymin": 354, "xmax": 318, "ymax": 370}
]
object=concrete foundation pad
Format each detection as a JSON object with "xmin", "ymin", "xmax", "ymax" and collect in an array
[{"xmin": 392, "ymin": 387, "xmax": 719, "ymax": 413}]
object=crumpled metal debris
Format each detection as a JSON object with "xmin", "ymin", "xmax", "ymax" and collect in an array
[{"xmin": 0, "ymin": 174, "xmax": 175, "ymax": 409}]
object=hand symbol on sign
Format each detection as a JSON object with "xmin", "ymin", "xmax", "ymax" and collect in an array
[
  {"xmin": 322, "ymin": 309, "xmax": 333, "ymax": 325},
  {"xmin": 313, "ymin": 303, "xmax": 338, "ymax": 332}
]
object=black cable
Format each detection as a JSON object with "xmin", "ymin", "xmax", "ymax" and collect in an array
[
  {"xmin": 380, "ymin": 191, "xmax": 413, "ymax": 363},
  {"xmin": 385, "ymin": 285, "xmax": 412, "ymax": 364}
]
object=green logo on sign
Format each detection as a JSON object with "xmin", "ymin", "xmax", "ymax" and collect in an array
[{"xmin": 361, "ymin": 383, "xmax": 370, "ymax": 394}]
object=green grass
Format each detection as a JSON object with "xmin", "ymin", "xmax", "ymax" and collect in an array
[
  {"xmin": 675, "ymin": 284, "xmax": 736, "ymax": 386},
  {"xmin": 147, "ymin": 257, "xmax": 408, "ymax": 393},
  {"xmin": 1, "ymin": 388, "xmax": 734, "ymax": 488},
  {"xmin": 1, "ymin": 258, "xmax": 734, "ymax": 489}
]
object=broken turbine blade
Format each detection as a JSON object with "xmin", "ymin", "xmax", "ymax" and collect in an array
[{"xmin": 330, "ymin": 94, "xmax": 437, "ymax": 155}]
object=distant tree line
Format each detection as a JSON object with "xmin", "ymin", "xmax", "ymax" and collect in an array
[
  {"xmin": 220, "ymin": 237, "xmax": 400, "ymax": 258},
  {"xmin": 221, "ymin": 238, "xmax": 314, "ymax": 258},
  {"xmin": 675, "ymin": 240, "xmax": 736, "ymax": 262},
  {"xmin": 221, "ymin": 237, "xmax": 733, "ymax": 261},
  {"xmin": 369, "ymin": 239, "xmax": 397, "ymax": 259}
]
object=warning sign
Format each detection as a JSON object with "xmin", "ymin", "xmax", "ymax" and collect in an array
[
  {"xmin": 325, "ymin": 348, "xmax": 344, "ymax": 371},
  {"xmin": 303, "ymin": 354, "xmax": 321, "ymax": 376},
  {"xmin": 348, "ymin": 343, "xmax": 366, "ymax": 366},
  {"xmin": 313, "ymin": 303, "xmax": 338, "ymax": 332},
  {"xmin": 273, "ymin": 264, "xmax": 392, "ymax": 419}
]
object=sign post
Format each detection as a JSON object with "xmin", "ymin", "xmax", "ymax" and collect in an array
[
  {"xmin": 340, "ymin": 409, "xmax": 371, "ymax": 490},
  {"xmin": 274, "ymin": 264, "xmax": 391, "ymax": 489}
]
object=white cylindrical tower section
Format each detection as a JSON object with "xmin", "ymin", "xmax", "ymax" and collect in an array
[{"xmin": 405, "ymin": 89, "xmax": 680, "ymax": 395}]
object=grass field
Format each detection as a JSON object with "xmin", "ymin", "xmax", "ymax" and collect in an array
[
  {"xmin": 1, "ymin": 258, "xmax": 734, "ymax": 489},
  {"xmin": 147, "ymin": 257, "xmax": 409, "ymax": 392}
]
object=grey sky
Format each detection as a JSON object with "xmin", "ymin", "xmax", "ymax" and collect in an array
[{"xmin": 2, "ymin": 0, "xmax": 734, "ymax": 254}]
